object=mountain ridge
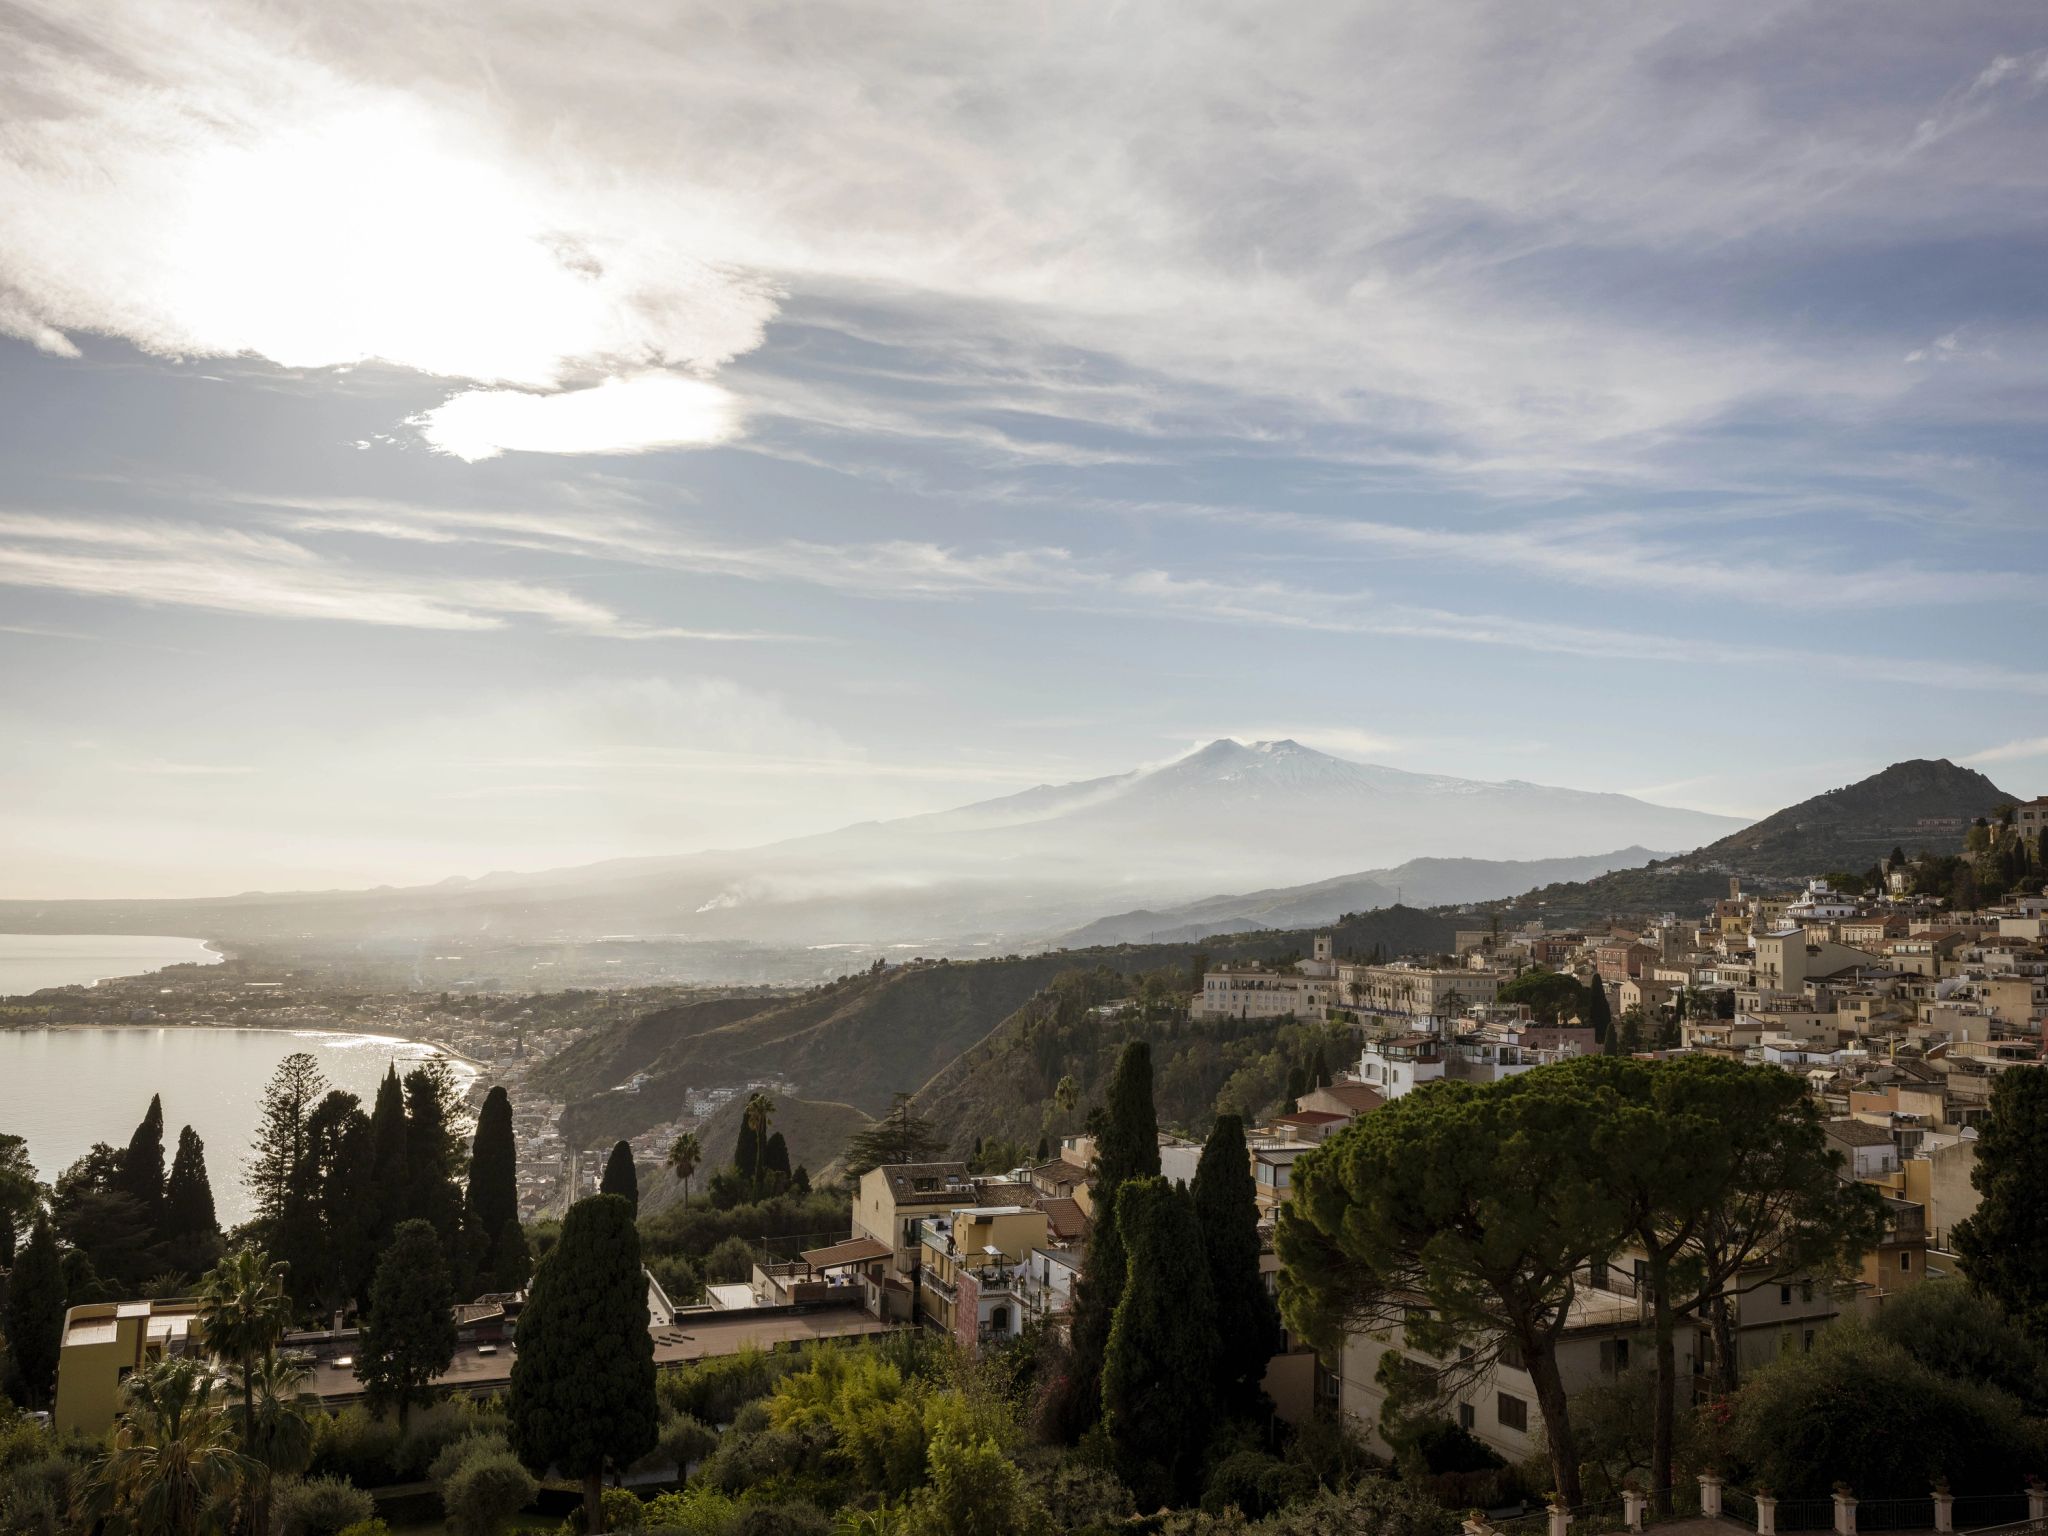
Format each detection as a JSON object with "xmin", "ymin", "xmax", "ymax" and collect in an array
[{"xmin": 0, "ymin": 739, "xmax": 1743, "ymax": 949}]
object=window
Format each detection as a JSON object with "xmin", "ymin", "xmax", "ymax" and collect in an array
[
  {"xmin": 1497, "ymin": 1393, "xmax": 1528, "ymax": 1432},
  {"xmin": 1459, "ymin": 1402, "xmax": 1476, "ymax": 1431},
  {"xmin": 1498, "ymin": 1338, "xmax": 1526, "ymax": 1371},
  {"xmin": 1803, "ymin": 1330, "xmax": 1816, "ymax": 1352},
  {"xmin": 1801, "ymin": 1281, "xmax": 1814, "ymax": 1303},
  {"xmin": 1900, "ymin": 1251, "xmax": 1912, "ymax": 1271},
  {"xmin": 1779, "ymin": 1284, "xmax": 1792, "ymax": 1306},
  {"xmin": 1600, "ymin": 1338, "xmax": 1630, "ymax": 1374}
]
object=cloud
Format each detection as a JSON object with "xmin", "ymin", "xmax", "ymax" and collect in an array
[
  {"xmin": 1964, "ymin": 736, "xmax": 2048, "ymax": 766},
  {"xmin": 413, "ymin": 373, "xmax": 743, "ymax": 460},
  {"xmin": 6, "ymin": 0, "xmax": 2044, "ymax": 477},
  {"xmin": 0, "ymin": 511, "xmax": 787, "ymax": 637}
]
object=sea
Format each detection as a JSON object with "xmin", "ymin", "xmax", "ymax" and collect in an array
[
  {"xmin": 0, "ymin": 932, "xmax": 222, "ymax": 995},
  {"xmin": 0, "ymin": 934, "xmax": 475, "ymax": 1226}
]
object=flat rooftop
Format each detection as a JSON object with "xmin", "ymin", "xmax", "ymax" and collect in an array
[{"xmin": 304, "ymin": 1305, "xmax": 894, "ymax": 1402}]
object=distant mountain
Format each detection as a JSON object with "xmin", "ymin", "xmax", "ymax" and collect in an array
[
  {"xmin": 1484, "ymin": 759, "xmax": 2021, "ymax": 919},
  {"xmin": 0, "ymin": 739, "xmax": 1743, "ymax": 950},
  {"xmin": 1055, "ymin": 846, "xmax": 1670, "ymax": 947}
]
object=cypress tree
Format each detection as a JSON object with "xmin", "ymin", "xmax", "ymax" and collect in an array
[
  {"xmin": 1063, "ymin": 1041, "xmax": 1159, "ymax": 1437},
  {"xmin": 368, "ymin": 1065, "xmax": 409, "ymax": 1246},
  {"xmin": 600, "ymin": 1141, "xmax": 639, "ymax": 1216},
  {"xmin": 467, "ymin": 1087, "xmax": 519, "ymax": 1257},
  {"xmin": 510, "ymin": 1195, "xmax": 658, "ymax": 1534},
  {"xmin": 1193, "ymin": 1114, "xmax": 1279, "ymax": 1417},
  {"xmin": 6, "ymin": 1214, "xmax": 65, "ymax": 1409},
  {"xmin": 164, "ymin": 1125, "xmax": 222, "ymax": 1278},
  {"xmin": 1308, "ymin": 1045, "xmax": 1332, "ymax": 1089},
  {"xmin": 402, "ymin": 1065, "xmax": 465, "ymax": 1243},
  {"xmin": 1583, "ymin": 977, "xmax": 1612, "ymax": 1043},
  {"xmin": 763, "ymin": 1132, "xmax": 791, "ymax": 1190},
  {"xmin": 115, "ymin": 1093, "xmax": 168, "ymax": 1230},
  {"xmin": 359, "ymin": 1219, "xmax": 457, "ymax": 1428},
  {"xmin": 1102, "ymin": 1178, "xmax": 1217, "ymax": 1507},
  {"xmin": 731, "ymin": 1117, "xmax": 759, "ymax": 1186},
  {"xmin": 492, "ymin": 1218, "xmax": 532, "ymax": 1292}
]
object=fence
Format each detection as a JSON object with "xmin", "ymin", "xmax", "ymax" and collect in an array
[
  {"xmin": 1772, "ymin": 1499, "xmax": 1838, "ymax": 1532},
  {"xmin": 1859, "ymin": 1498, "xmax": 1937, "ymax": 1531},
  {"xmin": 1955, "ymin": 1497, "xmax": 2032, "ymax": 1531}
]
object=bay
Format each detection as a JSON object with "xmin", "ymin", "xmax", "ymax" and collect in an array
[
  {"xmin": 0, "ymin": 933, "xmax": 222, "ymax": 995},
  {"xmin": 0, "ymin": 1027, "xmax": 477, "ymax": 1226}
]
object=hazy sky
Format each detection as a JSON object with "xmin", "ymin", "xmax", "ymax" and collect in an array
[{"xmin": 3, "ymin": 1, "xmax": 2046, "ymax": 898}]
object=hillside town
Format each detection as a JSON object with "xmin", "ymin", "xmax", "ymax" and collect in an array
[{"xmin": 6, "ymin": 790, "xmax": 2048, "ymax": 1535}]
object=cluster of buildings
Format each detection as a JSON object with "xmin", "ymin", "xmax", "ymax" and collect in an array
[{"xmin": 1182, "ymin": 837, "xmax": 2048, "ymax": 1471}]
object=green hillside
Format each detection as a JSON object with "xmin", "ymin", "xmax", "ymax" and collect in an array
[
  {"xmin": 544, "ymin": 904, "xmax": 1455, "ymax": 1147},
  {"xmin": 1479, "ymin": 759, "xmax": 2016, "ymax": 922}
]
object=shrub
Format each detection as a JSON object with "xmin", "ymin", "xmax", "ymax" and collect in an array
[
  {"xmin": 731, "ymin": 1502, "xmax": 834, "ymax": 1536},
  {"xmin": 703, "ymin": 1236, "xmax": 757, "ymax": 1284},
  {"xmin": 311, "ymin": 1406, "xmax": 406, "ymax": 1488},
  {"xmin": 643, "ymin": 1485, "xmax": 742, "ymax": 1536},
  {"xmin": 659, "ymin": 1347, "xmax": 787, "ymax": 1424},
  {"xmin": 443, "ymin": 1448, "xmax": 540, "ymax": 1536},
  {"xmin": 660, "ymin": 1412, "xmax": 721, "ymax": 1471},
  {"xmin": 429, "ymin": 1430, "xmax": 515, "ymax": 1492},
  {"xmin": 275, "ymin": 1473, "xmax": 378, "ymax": 1536},
  {"xmin": 1202, "ymin": 1451, "xmax": 1315, "ymax": 1520},
  {"xmin": 1250, "ymin": 1479, "xmax": 1457, "ymax": 1536},
  {"xmin": 1729, "ymin": 1322, "xmax": 2044, "ymax": 1497},
  {"xmin": 336, "ymin": 1523, "xmax": 393, "ymax": 1536}
]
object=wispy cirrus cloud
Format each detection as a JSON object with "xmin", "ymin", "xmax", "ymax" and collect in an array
[{"xmin": 0, "ymin": 512, "xmax": 793, "ymax": 638}]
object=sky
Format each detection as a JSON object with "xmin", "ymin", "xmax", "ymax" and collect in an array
[{"xmin": 2, "ymin": 0, "xmax": 2046, "ymax": 899}]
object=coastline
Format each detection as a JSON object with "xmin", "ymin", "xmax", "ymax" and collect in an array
[{"xmin": 1, "ymin": 1019, "xmax": 488, "ymax": 1071}]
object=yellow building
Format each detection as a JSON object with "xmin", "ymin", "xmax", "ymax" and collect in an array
[
  {"xmin": 54, "ymin": 1299, "xmax": 207, "ymax": 1438},
  {"xmin": 916, "ymin": 1205, "xmax": 1051, "ymax": 1347},
  {"xmin": 850, "ymin": 1162, "xmax": 976, "ymax": 1278}
]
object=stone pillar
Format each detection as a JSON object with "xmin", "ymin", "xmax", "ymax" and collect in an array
[
  {"xmin": 1549, "ymin": 1500, "xmax": 1570, "ymax": 1536},
  {"xmin": 1757, "ymin": 1494, "xmax": 1778, "ymax": 1536},
  {"xmin": 1624, "ymin": 1490, "xmax": 1646, "ymax": 1532},
  {"xmin": 1462, "ymin": 1517, "xmax": 1496, "ymax": 1536},
  {"xmin": 2029, "ymin": 1485, "xmax": 2047, "ymax": 1525},
  {"xmin": 1699, "ymin": 1475, "xmax": 1724, "ymax": 1520},
  {"xmin": 1834, "ymin": 1490, "xmax": 1858, "ymax": 1536},
  {"xmin": 1932, "ymin": 1491, "xmax": 1953, "ymax": 1534}
]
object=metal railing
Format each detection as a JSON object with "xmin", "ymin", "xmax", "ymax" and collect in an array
[
  {"xmin": 1723, "ymin": 1489, "xmax": 1757, "ymax": 1529},
  {"xmin": 1857, "ymin": 1497, "xmax": 1936, "ymax": 1531},
  {"xmin": 1771, "ymin": 1498, "xmax": 1837, "ymax": 1531},
  {"xmin": 1954, "ymin": 1496, "xmax": 2032, "ymax": 1531}
]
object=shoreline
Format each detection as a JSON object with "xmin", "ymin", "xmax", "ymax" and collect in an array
[{"xmin": 0, "ymin": 1018, "xmax": 488, "ymax": 1071}]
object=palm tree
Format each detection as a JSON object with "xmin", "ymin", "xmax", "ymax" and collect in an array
[
  {"xmin": 195, "ymin": 1249, "xmax": 294, "ymax": 1442},
  {"xmin": 666, "ymin": 1131, "xmax": 702, "ymax": 1203},
  {"xmin": 226, "ymin": 1351, "xmax": 318, "ymax": 1535},
  {"xmin": 78, "ymin": 1358, "xmax": 254, "ymax": 1536}
]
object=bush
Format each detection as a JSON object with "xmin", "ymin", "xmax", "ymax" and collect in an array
[
  {"xmin": 429, "ymin": 1430, "xmax": 515, "ymax": 1492},
  {"xmin": 730, "ymin": 1502, "xmax": 834, "ymax": 1536},
  {"xmin": 1729, "ymin": 1322, "xmax": 2044, "ymax": 1497},
  {"xmin": 1874, "ymin": 1278, "xmax": 2048, "ymax": 1413},
  {"xmin": 443, "ymin": 1448, "xmax": 539, "ymax": 1536},
  {"xmin": 642, "ymin": 1486, "xmax": 742, "ymax": 1536},
  {"xmin": 1249, "ymin": 1479, "xmax": 1456, "ymax": 1536},
  {"xmin": 659, "ymin": 1348, "xmax": 788, "ymax": 1424},
  {"xmin": 337, "ymin": 1523, "xmax": 393, "ymax": 1536},
  {"xmin": 275, "ymin": 1474, "xmax": 378, "ymax": 1536},
  {"xmin": 660, "ymin": 1412, "xmax": 721, "ymax": 1471},
  {"xmin": 703, "ymin": 1236, "xmax": 757, "ymax": 1284},
  {"xmin": 311, "ymin": 1407, "xmax": 406, "ymax": 1488},
  {"xmin": 1202, "ymin": 1451, "xmax": 1315, "ymax": 1520}
]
